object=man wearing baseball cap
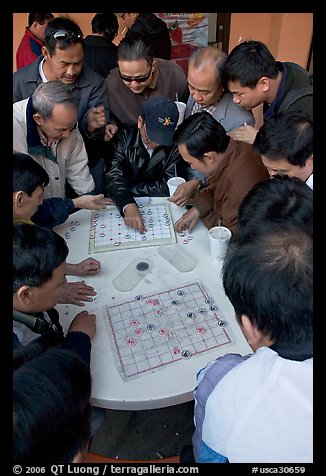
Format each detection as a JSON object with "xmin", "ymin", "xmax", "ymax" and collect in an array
[{"xmin": 105, "ymin": 96, "xmax": 188, "ymax": 233}]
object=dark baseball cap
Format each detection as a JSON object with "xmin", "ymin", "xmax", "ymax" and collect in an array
[{"xmin": 143, "ymin": 96, "xmax": 179, "ymax": 146}]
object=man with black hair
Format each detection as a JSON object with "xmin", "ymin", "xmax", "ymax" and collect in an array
[{"xmin": 84, "ymin": 13, "xmax": 118, "ymax": 78}]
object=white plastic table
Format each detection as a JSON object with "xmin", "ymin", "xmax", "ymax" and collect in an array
[{"xmin": 55, "ymin": 197, "xmax": 251, "ymax": 410}]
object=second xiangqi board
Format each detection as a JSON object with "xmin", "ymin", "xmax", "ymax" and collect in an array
[
  {"xmin": 89, "ymin": 203, "xmax": 176, "ymax": 253},
  {"xmin": 103, "ymin": 282, "xmax": 235, "ymax": 381}
]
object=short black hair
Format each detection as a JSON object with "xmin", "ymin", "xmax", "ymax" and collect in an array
[
  {"xmin": 13, "ymin": 152, "xmax": 49, "ymax": 196},
  {"xmin": 253, "ymin": 110, "xmax": 313, "ymax": 167},
  {"xmin": 173, "ymin": 111, "xmax": 230, "ymax": 160},
  {"xmin": 223, "ymin": 227, "xmax": 313, "ymax": 346},
  {"xmin": 237, "ymin": 174, "xmax": 313, "ymax": 245}
]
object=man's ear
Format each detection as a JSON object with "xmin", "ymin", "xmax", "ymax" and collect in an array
[
  {"xmin": 16, "ymin": 286, "xmax": 34, "ymax": 306},
  {"xmin": 258, "ymin": 76, "xmax": 270, "ymax": 92},
  {"xmin": 33, "ymin": 112, "xmax": 42, "ymax": 126},
  {"xmin": 202, "ymin": 151, "xmax": 215, "ymax": 164},
  {"xmin": 13, "ymin": 191, "xmax": 25, "ymax": 208},
  {"xmin": 41, "ymin": 45, "xmax": 50, "ymax": 60},
  {"xmin": 240, "ymin": 314, "xmax": 273, "ymax": 351}
]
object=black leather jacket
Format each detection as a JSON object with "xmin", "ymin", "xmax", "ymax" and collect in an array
[{"xmin": 105, "ymin": 125, "xmax": 188, "ymax": 215}]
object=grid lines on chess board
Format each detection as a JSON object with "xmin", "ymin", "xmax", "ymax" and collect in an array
[
  {"xmin": 103, "ymin": 282, "xmax": 233, "ymax": 380},
  {"xmin": 89, "ymin": 204, "xmax": 176, "ymax": 253}
]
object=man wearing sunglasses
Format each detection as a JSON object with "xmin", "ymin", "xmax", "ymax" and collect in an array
[
  {"xmin": 106, "ymin": 36, "xmax": 189, "ymax": 133},
  {"xmin": 13, "ymin": 17, "xmax": 113, "ymax": 195}
]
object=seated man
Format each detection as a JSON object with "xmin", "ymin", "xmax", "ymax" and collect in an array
[
  {"xmin": 105, "ymin": 96, "xmax": 188, "ymax": 233},
  {"xmin": 253, "ymin": 109, "xmax": 313, "ymax": 189},
  {"xmin": 13, "ymin": 151, "xmax": 112, "ymax": 306},
  {"xmin": 192, "ymin": 228, "xmax": 312, "ymax": 462},
  {"xmin": 222, "ymin": 39, "xmax": 313, "ymax": 144},
  {"xmin": 237, "ymin": 174, "xmax": 313, "ymax": 245},
  {"xmin": 172, "ymin": 112, "xmax": 269, "ymax": 236},
  {"xmin": 13, "ymin": 81, "xmax": 95, "ymax": 199},
  {"xmin": 14, "ymin": 347, "xmax": 92, "ymax": 464},
  {"xmin": 13, "ymin": 222, "xmax": 96, "ymax": 348}
]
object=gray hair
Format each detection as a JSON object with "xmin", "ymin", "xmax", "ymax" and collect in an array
[
  {"xmin": 188, "ymin": 46, "xmax": 227, "ymax": 83},
  {"xmin": 31, "ymin": 81, "xmax": 77, "ymax": 119}
]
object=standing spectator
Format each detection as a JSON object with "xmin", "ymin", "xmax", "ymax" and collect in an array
[
  {"xmin": 16, "ymin": 13, "xmax": 54, "ymax": 70},
  {"xmin": 172, "ymin": 112, "xmax": 269, "ymax": 236},
  {"xmin": 13, "ymin": 81, "xmax": 95, "ymax": 199},
  {"xmin": 173, "ymin": 46, "xmax": 256, "ymax": 202},
  {"xmin": 105, "ymin": 96, "xmax": 188, "ymax": 233},
  {"xmin": 106, "ymin": 36, "xmax": 188, "ymax": 131},
  {"xmin": 84, "ymin": 13, "xmax": 118, "ymax": 78},
  {"xmin": 192, "ymin": 228, "xmax": 313, "ymax": 462},
  {"xmin": 253, "ymin": 110, "xmax": 313, "ymax": 189},
  {"xmin": 117, "ymin": 13, "xmax": 171, "ymax": 60},
  {"xmin": 222, "ymin": 40, "xmax": 313, "ymax": 144},
  {"xmin": 13, "ymin": 16, "xmax": 112, "ymax": 195}
]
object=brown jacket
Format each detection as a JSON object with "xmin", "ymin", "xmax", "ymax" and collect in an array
[{"xmin": 189, "ymin": 138, "xmax": 269, "ymax": 237}]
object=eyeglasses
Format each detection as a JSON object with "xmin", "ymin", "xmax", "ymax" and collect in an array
[
  {"xmin": 51, "ymin": 30, "xmax": 83, "ymax": 41},
  {"xmin": 119, "ymin": 65, "xmax": 153, "ymax": 84}
]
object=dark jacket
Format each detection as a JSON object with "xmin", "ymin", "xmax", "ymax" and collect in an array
[
  {"xmin": 125, "ymin": 13, "xmax": 171, "ymax": 60},
  {"xmin": 13, "ymin": 56, "xmax": 110, "ymax": 168},
  {"xmin": 84, "ymin": 35, "xmax": 118, "ymax": 78},
  {"xmin": 189, "ymin": 139, "xmax": 269, "ymax": 237},
  {"xmin": 264, "ymin": 61, "xmax": 313, "ymax": 120},
  {"xmin": 105, "ymin": 125, "xmax": 188, "ymax": 214},
  {"xmin": 32, "ymin": 197, "xmax": 75, "ymax": 229}
]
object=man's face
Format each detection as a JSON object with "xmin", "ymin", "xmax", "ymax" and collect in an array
[
  {"xmin": 187, "ymin": 63, "xmax": 224, "ymax": 107},
  {"xmin": 29, "ymin": 262, "xmax": 67, "ymax": 312},
  {"xmin": 261, "ymin": 155, "xmax": 312, "ymax": 182},
  {"xmin": 13, "ymin": 185, "xmax": 44, "ymax": 220},
  {"xmin": 42, "ymin": 43, "xmax": 84, "ymax": 84},
  {"xmin": 227, "ymin": 80, "xmax": 264, "ymax": 110},
  {"xmin": 34, "ymin": 103, "xmax": 78, "ymax": 142},
  {"xmin": 178, "ymin": 143, "xmax": 214, "ymax": 176},
  {"xmin": 118, "ymin": 58, "xmax": 154, "ymax": 94}
]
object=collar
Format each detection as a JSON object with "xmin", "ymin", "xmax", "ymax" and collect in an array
[
  {"xmin": 264, "ymin": 62, "xmax": 286, "ymax": 119},
  {"xmin": 270, "ymin": 338, "xmax": 313, "ymax": 361},
  {"xmin": 146, "ymin": 62, "xmax": 158, "ymax": 91}
]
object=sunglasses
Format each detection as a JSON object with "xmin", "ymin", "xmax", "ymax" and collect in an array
[
  {"xmin": 51, "ymin": 30, "xmax": 83, "ymax": 41},
  {"xmin": 119, "ymin": 64, "xmax": 153, "ymax": 84}
]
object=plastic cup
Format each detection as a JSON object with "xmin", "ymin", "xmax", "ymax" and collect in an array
[
  {"xmin": 208, "ymin": 226, "xmax": 232, "ymax": 260},
  {"xmin": 174, "ymin": 101, "xmax": 187, "ymax": 126},
  {"xmin": 167, "ymin": 177, "xmax": 186, "ymax": 197}
]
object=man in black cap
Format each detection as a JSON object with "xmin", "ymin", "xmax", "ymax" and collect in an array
[{"xmin": 105, "ymin": 96, "xmax": 188, "ymax": 233}]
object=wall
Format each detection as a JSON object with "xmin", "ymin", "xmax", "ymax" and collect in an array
[
  {"xmin": 229, "ymin": 13, "xmax": 313, "ymax": 67},
  {"xmin": 13, "ymin": 12, "xmax": 313, "ymax": 71}
]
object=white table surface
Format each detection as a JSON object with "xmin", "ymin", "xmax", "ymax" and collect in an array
[{"xmin": 54, "ymin": 197, "xmax": 251, "ymax": 410}]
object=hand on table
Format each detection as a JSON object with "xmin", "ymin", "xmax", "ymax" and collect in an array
[
  {"xmin": 73, "ymin": 194, "xmax": 113, "ymax": 210},
  {"xmin": 67, "ymin": 258, "xmax": 101, "ymax": 276},
  {"xmin": 58, "ymin": 281, "xmax": 97, "ymax": 307},
  {"xmin": 168, "ymin": 179, "xmax": 200, "ymax": 207},
  {"xmin": 175, "ymin": 207, "xmax": 200, "ymax": 233},
  {"xmin": 68, "ymin": 310, "xmax": 96, "ymax": 339},
  {"xmin": 228, "ymin": 123, "xmax": 258, "ymax": 145},
  {"xmin": 124, "ymin": 203, "xmax": 146, "ymax": 234}
]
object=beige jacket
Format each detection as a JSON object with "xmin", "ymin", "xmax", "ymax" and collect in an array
[{"xmin": 13, "ymin": 98, "xmax": 94, "ymax": 198}]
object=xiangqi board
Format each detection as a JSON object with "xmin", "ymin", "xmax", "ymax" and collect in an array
[
  {"xmin": 103, "ymin": 282, "xmax": 235, "ymax": 381},
  {"xmin": 89, "ymin": 203, "xmax": 176, "ymax": 253}
]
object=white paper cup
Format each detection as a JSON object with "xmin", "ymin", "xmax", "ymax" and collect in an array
[
  {"xmin": 174, "ymin": 101, "xmax": 187, "ymax": 126},
  {"xmin": 167, "ymin": 177, "xmax": 186, "ymax": 197},
  {"xmin": 208, "ymin": 226, "xmax": 232, "ymax": 260}
]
